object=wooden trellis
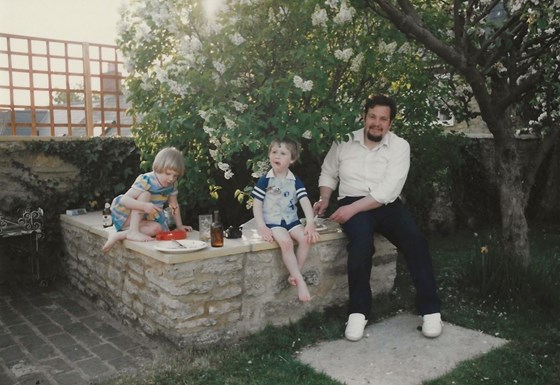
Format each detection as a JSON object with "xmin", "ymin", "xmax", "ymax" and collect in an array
[{"xmin": 0, "ymin": 33, "xmax": 132, "ymax": 137}]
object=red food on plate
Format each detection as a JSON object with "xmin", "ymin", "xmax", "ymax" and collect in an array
[{"xmin": 155, "ymin": 229, "xmax": 187, "ymax": 240}]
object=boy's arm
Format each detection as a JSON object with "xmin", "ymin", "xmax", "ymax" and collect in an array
[
  {"xmin": 300, "ymin": 196, "xmax": 320, "ymax": 243},
  {"xmin": 252, "ymin": 199, "xmax": 274, "ymax": 242},
  {"xmin": 300, "ymin": 196, "xmax": 315, "ymax": 225}
]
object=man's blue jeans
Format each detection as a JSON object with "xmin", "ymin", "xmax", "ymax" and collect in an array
[{"xmin": 340, "ymin": 197, "xmax": 441, "ymax": 317}]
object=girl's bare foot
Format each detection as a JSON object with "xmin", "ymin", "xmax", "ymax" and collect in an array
[
  {"xmin": 294, "ymin": 277, "xmax": 311, "ymax": 302},
  {"xmin": 126, "ymin": 230, "xmax": 154, "ymax": 242},
  {"xmin": 102, "ymin": 231, "xmax": 127, "ymax": 254},
  {"xmin": 288, "ymin": 275, "xmax": 297, "ymax": 286}
]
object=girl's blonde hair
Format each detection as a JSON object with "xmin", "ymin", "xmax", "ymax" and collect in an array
[{"xmin": 152, "ymin": 147, "xmax": 185, "ymax": 176}]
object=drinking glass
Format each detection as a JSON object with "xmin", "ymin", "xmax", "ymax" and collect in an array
[{"xmin": 198, "ymin": 214, "xmax": 212, "ymax": 241}]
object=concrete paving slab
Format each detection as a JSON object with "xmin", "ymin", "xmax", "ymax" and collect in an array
[{"xmin": 299, "ymin": 313, "xmax": 507, "ymax": 385}]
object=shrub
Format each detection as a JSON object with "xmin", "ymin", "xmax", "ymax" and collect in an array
[{"xmin": 118, "ymin": 0, "xmax": 462, "ymax": 225}]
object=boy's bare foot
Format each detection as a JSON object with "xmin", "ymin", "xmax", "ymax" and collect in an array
[
  {"xmin": 288, "ymin": 275, "xmax": 297, "ymax": 286},
  {"xmin": 294, "ymin": 277, "xmax": 311, "ymax": 302},
  {"xmin": 102, "ymin": 231, "xmax": 127, "ymax": 254},
  {"xmin": 126, "ymin": 230, "xmax": 154, "ymax": 242}
]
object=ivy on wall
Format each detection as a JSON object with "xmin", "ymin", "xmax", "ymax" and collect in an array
[
  {"xmin": 24, "ymin": 138, "xmax": 141, "ymax": 210},
  {"xmin": 10, "ymin": 139, "xmax": 140, "ymax": 257}
]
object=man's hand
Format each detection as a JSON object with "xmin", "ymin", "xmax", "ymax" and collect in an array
[
  {"xmin": 329, "ymin": 204, "xmax": 356, "ymax": 224},
  {"xmin": 313, "ymin": 198, "xmax": 329, "ymax": 217}
]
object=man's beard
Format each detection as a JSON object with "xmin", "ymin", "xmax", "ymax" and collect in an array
[{"xmin": 366, "ymin": 131, "xmax": 383, "ymax": 142}]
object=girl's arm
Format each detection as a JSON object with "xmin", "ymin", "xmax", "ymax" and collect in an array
[
  {"xmin": 169, "ymin": 195, "xmax": 192, "ymax": 232},
  {"xmin": 253, "ymin": 199, "xmax": 274, "ymax": 242},
  {"xmin": 119, "ymin": 188, "xmax": 160, "ymax": 214}
]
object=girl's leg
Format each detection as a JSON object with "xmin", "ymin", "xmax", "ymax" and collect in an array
[
  {"xmin": 138, "ymin": 220, "xmax": 162, "ymax": 237},
  {"xmin": 102, "ymin": 219, "xmax": 161, "ymax": 253},
  {"xmin": 126, "ymin": 192, "xmax": 156, "ymax": 242},
  {"xmin": 272, "ymin": 227, "xmax": 311, "ymax": 302},
  {"xmin": 102, "ymin": 230, "xmax": 128, "ymax": 253}
]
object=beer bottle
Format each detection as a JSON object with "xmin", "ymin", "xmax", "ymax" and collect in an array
[
  {"xmin": 102, "ymin": 199, "xmax": 113, "ymax": 228},
  {"xmin": 210, "ymin": 210, "xmax": 224, "ymax": 247}
]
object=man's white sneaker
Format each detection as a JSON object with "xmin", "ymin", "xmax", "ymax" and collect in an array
[
  {"xmin": 345, "ymin": 313, "xmax": 368, "ymax": 341},
  {"xmin": 422, "ymin": 312, "xmax": 443, "ymax": 338}
]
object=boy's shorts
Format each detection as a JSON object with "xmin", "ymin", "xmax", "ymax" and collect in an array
[{"xmin": 266, "ymin": 219, "xmax": 302, "ymax": 232}]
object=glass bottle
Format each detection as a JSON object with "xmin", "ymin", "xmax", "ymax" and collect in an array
[
  {"xmin": 102, "ymin": 199, "xmax": 113, "ymax": 228},
  {"xmin": 210, "ymin": 210, "xmax": 224, "ymax": 247}
]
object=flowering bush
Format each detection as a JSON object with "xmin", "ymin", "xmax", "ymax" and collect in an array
[{"xmin": 118, "ymin": 0, "xmax": 460, "ymax": 222}]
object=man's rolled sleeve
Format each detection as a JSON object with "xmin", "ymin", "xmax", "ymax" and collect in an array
[
  {"xmin": 318, "ymin": 142, "xmax": 340, "ymax": 190},
  {"xmin": 369, "ymin": 139, "xmax": 410, "ymax": 204}
]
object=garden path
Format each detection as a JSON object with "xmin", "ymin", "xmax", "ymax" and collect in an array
[{"xmin": 0, "ymin": 282, "xmax": 173, "ymax": 385}]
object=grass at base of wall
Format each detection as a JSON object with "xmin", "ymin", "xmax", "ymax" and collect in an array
[{"xmin": 101, "ymin": 224, "xmax": 560, "ymax": 385}]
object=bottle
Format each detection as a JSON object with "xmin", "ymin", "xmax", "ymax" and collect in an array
[
  {"xmin": 210, "ymin": 210, "xmax": 224, "ymax": 247},
  {"xmin": 102, "ymin": 199, "xmax": 113, "ymax": 228}
]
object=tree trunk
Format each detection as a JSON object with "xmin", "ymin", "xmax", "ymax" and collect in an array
[{"xmin": 494, "ymin": 136, "xmax": 531, "ymax": 268}]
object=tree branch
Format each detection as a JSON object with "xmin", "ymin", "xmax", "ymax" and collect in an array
[
  {"xmin": 368, "ymin": 0, "xmax": 466, "ymax": 70},
  {"xmin": 367, "ymin": 0, "xmax": 498, "ymax": 121}
]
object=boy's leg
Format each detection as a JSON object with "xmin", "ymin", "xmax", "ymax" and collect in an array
[
  {"xmin": 271, "ymin": 227, "xmax": 311, "ymax": 302},
  {"xmin": 287, "ymin": 227, "xmax": 310, "ymax": 285},
  {"xmin": 292, "ymin": 226, "xmax": 310, "ymax": 269}
]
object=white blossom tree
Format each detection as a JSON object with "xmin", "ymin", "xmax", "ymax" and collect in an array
[
  {"xmin": 117, "ymin": 0, "xmax": 463, "ymax": 223},
  {"xmin": 362, "ymin": 0, "xmax": 560, "ymax": 267}
]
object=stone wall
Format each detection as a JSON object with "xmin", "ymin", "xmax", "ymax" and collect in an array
[{"xmin": 59, "ymin": 212, "xmax": 397, "ymax": 347}]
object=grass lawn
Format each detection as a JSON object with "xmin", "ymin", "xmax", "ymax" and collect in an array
[{"xmin": 101, "ymin": 224, "xmax": 560, "ymax": 385}]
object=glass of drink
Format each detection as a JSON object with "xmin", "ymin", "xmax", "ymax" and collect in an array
[{"xmin": 198, "ymin": 214, "xmax": 212, "ymax": 242}]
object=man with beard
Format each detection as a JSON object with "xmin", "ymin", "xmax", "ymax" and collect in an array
[{"xmin": 313, "ymin": 94, "xmax": 442, "ymax": 341}]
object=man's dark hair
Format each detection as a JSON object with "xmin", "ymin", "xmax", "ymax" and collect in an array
[{"xmin": 363, "ymin": 94, "xmax": 397, "ymax": 120}]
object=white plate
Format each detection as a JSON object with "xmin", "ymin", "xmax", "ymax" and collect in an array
[{"xmin": 155, "ymin": 240, "xmax": 207, "ymax": 253}]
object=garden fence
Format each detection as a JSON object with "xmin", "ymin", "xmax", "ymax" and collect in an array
[{"xmin": 0, "ymin": 33, "xmax": 132, "ymax": 138}]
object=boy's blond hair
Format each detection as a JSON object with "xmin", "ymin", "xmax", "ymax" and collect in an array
[
  {"xmin": 269, "ymin": 138, "xmax": 300, "ymax": 161},
  {"xmin": 152, "ymin": 147, "xmax": 185, "ymax": 176}
]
